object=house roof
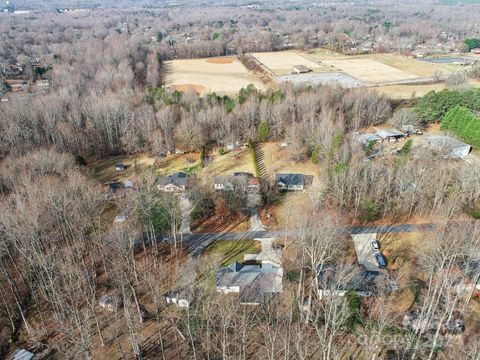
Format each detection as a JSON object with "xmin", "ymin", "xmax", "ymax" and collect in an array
[
  {"xmin": 158, "ymin": 172, "xmax": 188, "ymax": 187},
  {"xmin": 11, "ymin": 349, "xmax": 34, "ymax": 360},
  {"xmin": 275, "ymin": 174, "xmax": 305, "ymax": 186},
  {"xmin": 214, "ymin": 174, "xmax": 259, "ymax": 187},
  {"xmin": 318, "ymin": 265, "xmax": 368, "ymax": 291},
  {"xmin": 375, "ymin": 129, "xmax": 406, "ymax": 139},
  {"xmin": 426, "ymin": 135, "xmax": 470, "ymax": 150},
  {"xmin": 216, "ymin": 262, "xmax": 283, "ymax": 304},
  {"xmin": 355, "ymin": 133, "xmax": 382, "ymax": 144},
  {"xmin": 292, "ymin": 65, "xmax": 311, "ymax": 71}
]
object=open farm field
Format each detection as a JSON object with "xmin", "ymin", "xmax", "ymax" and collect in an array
[
  {"xmin": 321, "ymin": 58, "xmax": 418, "ymax": 84},
  {"xmin": 165, "ymin": 57, "xmax": 266, "ymax": 95},
  {"xmin": 251, "ymin": 50, "xmax": 327, "ymax": 75},
  {"xmin": 374, "ymin": 83, "xmax": 447, "ymax": 99}
]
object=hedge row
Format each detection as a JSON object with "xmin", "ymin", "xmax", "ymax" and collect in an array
[
  {"xmin": 416, "ymin": 88, "xmax": 480, "ymax": 122},
  {"xmin": 441, "ymin": 105, "xmax": 480, "ymax": 148}
]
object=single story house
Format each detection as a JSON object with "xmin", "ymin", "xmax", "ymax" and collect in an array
[
  {"xmin": 425, "ymin": 135, "xmax": 471, "ymax": 159},
  {"xmin": 214, "ymin": 173, "xmax": 260, "ymax": 192},
  {"xmin": 375, "ymin": 129, "xmax": 406, "ymax": 142},
  {"xmin": 115, "ymin": 163, "xmax": 125, "ymax": 171},
  {"xmin": 354, "ymin": 132, "xmax": 382, "ymax": 145},
  {"xmin": 165, "ymin": 289, "xmax": 191, "ymax": 308},
  {"xmin": 317, "ymin": 265, "xmax": 378, "ymax": 299},
  {"xmin": 157, "ymin": 172, "xmax": 188, "ymax": 192},
  {"xmin": 275, "ymin": 173, "xmax": 305, "ymax": 191},
  {"xmin": 216, "ymin": 261, "xmax": 283, "ymax": 305},
  {"xmin": 292, "ymin": 65, "xmax": 312, "ymax": 74}
]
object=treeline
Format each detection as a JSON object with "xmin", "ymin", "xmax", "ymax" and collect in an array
[
  {"xmin": 325, "ymin": 151, "xmax": 480, "ymax": 221},
  {"xmin": 0, "ymin": 80, "xmax": 391, "ymax": 161},
  {"xmin": 442, "ymin": 105, "xmax": 480, "ymax": 147}
]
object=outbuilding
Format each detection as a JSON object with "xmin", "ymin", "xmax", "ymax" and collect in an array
[
  {"xmin": 425, "ymin": 135, "xmax": 471, "ymax": 159},
  {"xmin": 375, "ymin": 129, "xmax": 406, "ymax": 142},
  {"xmin": 292, "ymin": 65, "xmax": 312, "ymax": 74},
  {"xmin": 354, "ymin": 133, "xmax": 382, "ymax": 145}
]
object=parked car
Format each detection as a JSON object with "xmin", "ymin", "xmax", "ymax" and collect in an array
[
  {"xmin": 375, "ymin": 253, "xmax": 387, "ymax": 269},
  {"xmin": 371, "ymin": 240, "xmax": 380, "ymax": 251}
]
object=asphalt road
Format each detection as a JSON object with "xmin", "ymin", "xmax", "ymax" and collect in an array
[{"xmin": 169, "ymin": 222, "xmax": 448, "ymax": 256}]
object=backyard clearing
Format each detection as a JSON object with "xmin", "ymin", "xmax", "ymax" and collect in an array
[
  {"xmin": 202, "ymin": 146, "xmax": 256, "ymax": 180},
  {"xmin": 88, "ymin": 152, "xmax": 201, "ymax": 183},
  {"xmin": 260, "ymin": 142, "xmax": 321, "ymax": 189},
  {"xmin": 165, "ymin": 57, "xmax": 265, "ymax": 95},
  {"xmin": 322, "ymin": 58, "xmax": 417, "ymax": 84},
  {"xmin": 203, "ymin": 240, "xmax": 261, "ymax": 266},
  {"xmin": 251, "ymin": 51, "xmax": 327, "ymax": 75},
  {"xmin": 87, "ymin": 154, "xmax": 156, "ymax": 183}
]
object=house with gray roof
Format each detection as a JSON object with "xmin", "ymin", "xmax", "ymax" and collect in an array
[
  {"xmin": 216, "ymin": 261, "xmax": 283, "ymax": 305},
  {"xmin": 214, "ymin": 173, "xmax": 260, "ymax": 192},
  {"xmin": 275, "ymin": 174, "xmax": 305, "ymax": 191},
  {"xmin": 157, "ymin": 172, "xmax": 189, "ymax": 192}
]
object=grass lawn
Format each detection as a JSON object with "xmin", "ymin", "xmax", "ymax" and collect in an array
[
  {"xmin": 203, "ymin": 240, "xmax": 261, "ymax": 266},
  {"xmin": 202, "ymin": 146, "xmax": 255, "ymax": 180},
  {"xmin": 87, "ymin": 154, "xmax": 156, "ymax": 183},
  {"xmin": 87, "ymin": 153, "xmax": 201, "ymax": 183}
]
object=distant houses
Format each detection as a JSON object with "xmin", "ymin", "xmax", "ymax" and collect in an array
[
  {"xmin": 275, "ymin": 173, "xmax": 305, "ymax": 191},
  {"xmin": 157, "ymin": 172, "xmax": 189, "ymax": 192},
  {"xmin": 216, "ymin": 261, "xmax": 283, "ymax": 305}
]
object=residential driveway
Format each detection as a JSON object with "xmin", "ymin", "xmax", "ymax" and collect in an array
[
  {"xmin": 249, "ymin": 208, "xmax": 265, "ymax": 232},
  {"xmin": 244, "ymin": 237, "xmax": 282, "ymax": 266},
  {"xmin": 179, "ymin": 194, "xmax": 192, "ymax": 234},
  {"xmin": 351, "ymin": 233, "xmax": 380, "ymax": 272}
]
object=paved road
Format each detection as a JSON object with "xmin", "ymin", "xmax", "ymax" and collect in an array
[
  {"xmin": 168, "ymin": 222, "xmax": 449, "ymax": 256},
  {"xmin": 159, "ymin": 221, "xmax": 479, "ymax": 257}
]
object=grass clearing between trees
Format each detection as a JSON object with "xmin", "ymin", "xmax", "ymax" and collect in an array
[{"xmin": 203, "ymin": 240, "xmax": 261, "ymax": 266}]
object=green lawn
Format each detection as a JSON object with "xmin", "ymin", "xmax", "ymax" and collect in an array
[{"xmin": 203, "ymin": 240, "xmax": 261, "ymax": 266}]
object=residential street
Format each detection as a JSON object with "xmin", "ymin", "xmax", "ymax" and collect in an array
[{"xmin": 168, "ymin": 222, "xmax": 470, "ymax": 256}]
